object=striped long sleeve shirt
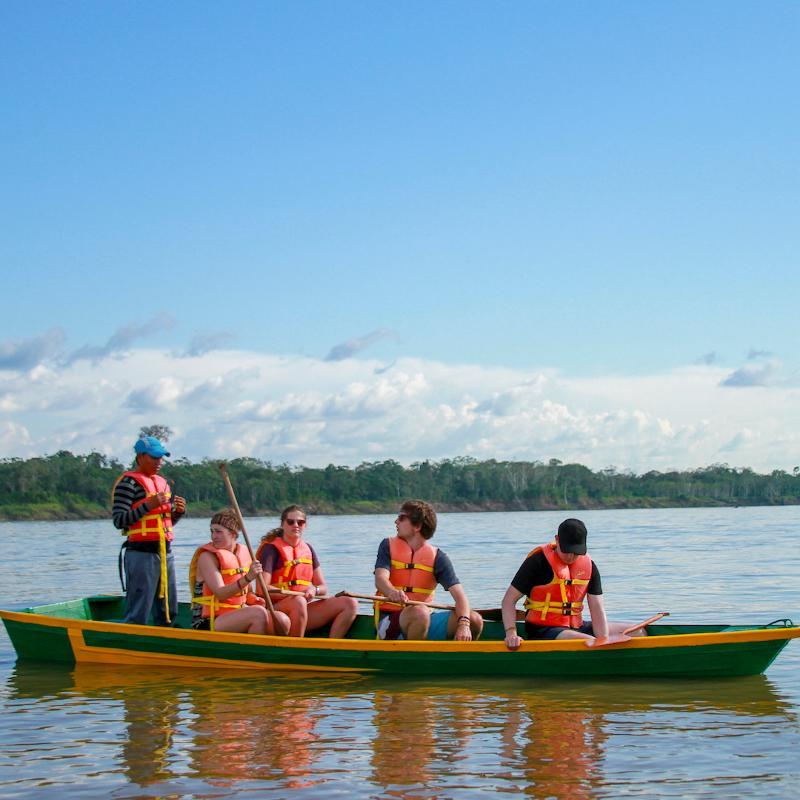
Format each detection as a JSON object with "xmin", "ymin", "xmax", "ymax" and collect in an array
[{"xmin": 112, "ymin": 474, "xmax": 184, "ymax": 531}]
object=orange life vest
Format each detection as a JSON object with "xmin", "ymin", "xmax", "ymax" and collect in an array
[
  {"xmin": 377, "ymin": 536, "xmax": 438, "ymax": 612},
  {"xmin": 255, "ymin": 536, "xmax": 315, "ymax": 593},
  {"xmin": 189, "ymin": 542, "xmax": 253, "ymax": 630},
  {"xmin": 524, "ymin": 542, "xmax": 592, "ymax": 628},
  {"xmin": 118, "ymin": 471, "xmax": 174, "ymax": 543}
]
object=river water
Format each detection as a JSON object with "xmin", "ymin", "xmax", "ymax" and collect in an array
[{"xmin": 1, "ymin": 506, "xmax": 799, "ymax": 798}]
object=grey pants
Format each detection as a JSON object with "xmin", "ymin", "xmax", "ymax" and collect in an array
[{"xmin": 122, "ymin": 549, "xmax": 177, "ymax": 626}]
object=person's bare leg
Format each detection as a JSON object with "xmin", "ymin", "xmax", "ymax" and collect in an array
[
  {"xmin": 306, "ymin": 596, "xmax": 358, "ymax": 638},
  {"xmin": 400, "ymin": 605, "xmax": 431, "ymax": 640},
  {"xmin": 273, "ymin": 595, "xmax": 308, "ymax": 637},
  {"xmin": 214, "ymin": 606, "xmax": 270, "ymax": 634}
]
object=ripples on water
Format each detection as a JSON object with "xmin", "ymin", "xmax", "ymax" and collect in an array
[{"xmin": 1, "ymin": 507, "xmax": 799, "ymax": 798}]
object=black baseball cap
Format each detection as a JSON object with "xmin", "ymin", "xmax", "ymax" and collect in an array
[{"xmin": 557, "ymin": 518, "xmax": 588, "ymax": 555}]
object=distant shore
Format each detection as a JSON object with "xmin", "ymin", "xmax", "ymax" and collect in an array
[
  {"xmin": 3, "ymin": 451, "xmax": 799, "ymax": 522},
  {"xmin": 2, "ymin": 497, "xmax": 797, "ymax": 523}
]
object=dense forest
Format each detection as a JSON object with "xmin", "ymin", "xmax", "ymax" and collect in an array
[{"xmin": 1, "ymin": 450, "xmax": 799, "ymax": 520}]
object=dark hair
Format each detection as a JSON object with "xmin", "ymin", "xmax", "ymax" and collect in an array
[{"xmin": 400, "ymin": 500, "xmax": 437, "ymax": 539}]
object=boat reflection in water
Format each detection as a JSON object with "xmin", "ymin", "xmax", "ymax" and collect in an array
[
  {"xmin": 4, "ymin": 664, "xmax": 799, "ymax": 798},
  {"xmin": 498, "ymin": 692, "xmax": 607, "ymax": 800}
]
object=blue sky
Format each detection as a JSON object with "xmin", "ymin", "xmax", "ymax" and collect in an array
[{"xmin": 1, "ymin": 2, "xmax": 798, "ymax": 472}]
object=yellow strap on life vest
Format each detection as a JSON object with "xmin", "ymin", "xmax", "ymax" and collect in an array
[
  {"xmin": 556, "ymin": 577, "xmax": 589, "ymax": 587},
  {"xmin": 389, "ymin": 558, "xmax": 434, "ymax": 573},
  {"xmin": 154, "ymin": 516, "xmax": 170, "ymax": 625},
  {"xmin": 373, "ymin": 600, "xmax": 381, "ymax": 640},
  {"xmin": 280, "ymin": 557, "xmax": 313, "ymax": 586},
  {"xmin": 277, "ymin": 578, "xmax": 312, "ymax": 587},
  {"xmin": 191, "ymin": 593, "xmax": 244, "ymax": 632},
  {"xmin": 283, "ymin": 557, "xmax": 313, "ymax": 569},
  {"xmin": 524, "ymin": 594, "xmax": 584, "ymax": 619}
]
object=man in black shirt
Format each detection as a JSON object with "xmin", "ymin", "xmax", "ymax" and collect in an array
[{"xmin": 500, "ymin": 518, "xmax": 642, "ymax": 650}]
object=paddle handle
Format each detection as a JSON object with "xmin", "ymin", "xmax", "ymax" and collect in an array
[
  {"xmin": 337, "ymin": 590, "xmax": 455, "ymax": 611},
  {"xmin": 218, "ymin": 463, "xmax": 281, "ymax": 622},
  {"xmin": 268, "ymin": 586, "xmax": 321, "ymax": 598},
  {"xmin": 623, "ymin": 612, "xmax": 669, "ymax": 635}
]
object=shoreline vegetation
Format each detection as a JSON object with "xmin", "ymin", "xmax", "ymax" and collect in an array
[{"xmin": 1, "ymin": 451, "xmax": 799, "ymax": 522}]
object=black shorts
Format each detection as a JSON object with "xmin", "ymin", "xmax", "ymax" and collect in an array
[
  {"xmin": 191, "ymin": 618, "xmax": 211, "ymax": 631},
  {"xmin": 377, "ymin": 611, "xmax": 404, "ymax": 640},
  {"xmin": 525, "ymin": 621, "xmax": 594, "ymax": 640}
]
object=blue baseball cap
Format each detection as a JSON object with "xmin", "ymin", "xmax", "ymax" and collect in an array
[{"xmin": 134, "ymin": 436, "xmax": 171, "ymax": 458}]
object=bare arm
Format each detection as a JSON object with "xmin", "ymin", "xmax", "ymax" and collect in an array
[
  {"xmin": 374, "ymin": 567, "xmax": 408, "ymax": 604},
  {"xmin": 447, "ymin": 583, "xmax": 473, "ymax": 642},
  {"xmin": 197, "ymin": 552, "xmax": 263, "ymax": 602},
  {"xmin": 501, "ymin": 586, "xmax": 523, "ymax": 651},
  {"xmin": 587, "ymin": 593, "xmax": 609, "ymax": 640},
  {"xmin": 309, "ymin": 566, "xmax": 327, "ymax": 599}
]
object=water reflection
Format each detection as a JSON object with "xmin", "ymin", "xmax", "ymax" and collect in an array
[
  {"xmin": 3, "ymin": 664, "xmax": 799, "ymax": 799},
  {"xmin": 361, "ymin": 676, "xmax": 799, "ymax": 799},
  {"xmin": 498, "ymin": 693, "xmax": 606, "ymax": 799}
]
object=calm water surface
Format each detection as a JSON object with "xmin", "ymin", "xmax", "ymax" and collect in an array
[{"xmin": 1, "ymin": 506, "xmax": 799, "ymax": 798}]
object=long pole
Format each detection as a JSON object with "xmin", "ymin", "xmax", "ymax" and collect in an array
[
  {"xmin": 218, "ymin": 462, "xmax": 289, "ymax": 636},
  {"xmin": 336, "ymin": 590, "xmax": 456, "ymax": 611}
]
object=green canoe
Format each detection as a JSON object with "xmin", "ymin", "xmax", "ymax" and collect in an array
[{"xmin": 1, "ymin": 596, "xmax": 798, "ymax": 678}]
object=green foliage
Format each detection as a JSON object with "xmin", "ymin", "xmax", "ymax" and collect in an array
[
  {"xmin": 138, "ymin": 424, "xmax": 173, "ymax": 442},
  {"xmin": 1, "ymin": 452, "xmax": 799, "ymax": 520}
]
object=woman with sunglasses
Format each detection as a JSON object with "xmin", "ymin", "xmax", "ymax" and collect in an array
[{"xmin": 255, "ymin": 505, "xmax": 358, "ymax": 638}]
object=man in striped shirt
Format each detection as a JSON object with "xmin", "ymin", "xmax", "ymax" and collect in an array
[{"xmin": 112, "ymin": 436, "xmax": 187, "ymax": 625}]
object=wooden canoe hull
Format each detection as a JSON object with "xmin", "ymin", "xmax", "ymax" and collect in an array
[{"xmin": 2, "ymin": 596, "xmax": 798, "ymax": 678}]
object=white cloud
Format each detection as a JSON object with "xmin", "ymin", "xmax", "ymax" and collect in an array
[
  {"xmin": 0, "ymin": 420, "xmax": 31, "ymax": 451},
  {"xmin": 0, "ymin": 345, "xmax": 798, "ymax": 473}
]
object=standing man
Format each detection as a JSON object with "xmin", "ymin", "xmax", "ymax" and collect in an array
[
  {"xmin": 500, "ymin": 518, "xmax": 643, "ymax": 649},
  {"xmin": 374, "ymin": 499, "xmax": 482, "ymax": 641},
  {"xmin": 112, "ymin": 436, "xmax": 187, "ymax": 625}
]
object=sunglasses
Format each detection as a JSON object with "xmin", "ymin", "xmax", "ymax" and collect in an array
[
  {"xmin": 396, "ymin": 512, "xmax": 410, "ymax": 522},
  {"xmin": 285, "ymin": 518, "xmax": 307, "ymax": 527}
]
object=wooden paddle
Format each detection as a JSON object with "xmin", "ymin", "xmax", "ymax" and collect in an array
[
  {"xmin": 266, "ymin": 586, "xmax": 323, "ymax": 598},
  {"xmin": 218, "ymin": 462, "xmax": 290, "ymax": 636},
  {"xmin": 586, "ymin": 612, "xmax": 670, "ymax": 648},
  {"xmin": 336, "ymin": 590, "xmax": 456, "ymax": 611}
]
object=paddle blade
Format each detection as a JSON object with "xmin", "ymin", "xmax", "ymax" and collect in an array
[
  {"xmin": 585, "ymin": 633, "xmax": 632, "ymax": 648},
  {"xmin": 271, "ymin": 611, "xmax": 291, "ymax": 637}
]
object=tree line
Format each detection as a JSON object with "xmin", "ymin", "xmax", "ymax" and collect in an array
[{"xmin": 1, "ymin": 450, "xmax": 799, "ymax": 520}]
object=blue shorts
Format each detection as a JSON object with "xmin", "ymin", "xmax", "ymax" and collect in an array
[
  {"xmin": 427, "ymin": 610, "xmax": 451, "ymax": 640},
  {"xmin": 378, "ymin": 610, "xmax": 452, "ymax": 640}
]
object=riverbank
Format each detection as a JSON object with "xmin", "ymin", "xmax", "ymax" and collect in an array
[{"xmin": 2, "ymin": 496, "xmax": 797, "ymax": 522}]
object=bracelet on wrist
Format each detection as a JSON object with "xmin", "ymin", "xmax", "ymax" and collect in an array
[{"xmin": 505, "ymin": 626, "xmax": 516, "ymax": 633}]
